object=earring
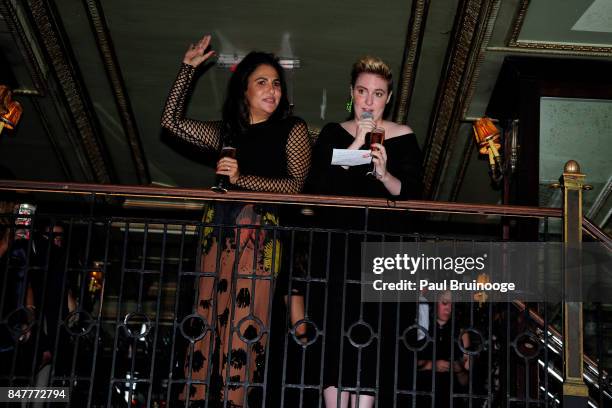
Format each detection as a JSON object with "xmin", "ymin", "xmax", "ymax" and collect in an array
[{"xmin": 345, "ymin": 96, "xmax": 353, "ymax": 113}]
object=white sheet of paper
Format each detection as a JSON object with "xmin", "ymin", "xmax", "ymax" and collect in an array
[{"xmin": 331, "ymin": 149, "xmax": 371, "ymax": 166}]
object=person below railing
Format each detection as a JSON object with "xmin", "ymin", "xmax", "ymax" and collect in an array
[{"xmin": 416, "ymin": 290, "xmax": 470, "ymax": 408}]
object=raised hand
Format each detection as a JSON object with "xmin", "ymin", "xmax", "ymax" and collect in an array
[{"xmin": 183, "ymin": 34, "xmax": 216, "ymax": 68}]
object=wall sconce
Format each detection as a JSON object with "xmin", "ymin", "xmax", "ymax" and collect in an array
[
  {"xmin": 473, "ymin": 272, "xmax": 490, "ymax": 306},
  {"xmin": 473, "ymin": 117, "xmax": 503, "ymax": 183},
  {"xmin": 0, "ymin": 85, "xmax": 23, "ymax": 136},
  {"xmin": 89, "ymin": 261, "xmax": 105, "ymax": 295}
]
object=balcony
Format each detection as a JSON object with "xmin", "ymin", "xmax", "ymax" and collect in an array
[{"xmin": 0, "ymin": 178, "xmax": 610, "ymax": 407}]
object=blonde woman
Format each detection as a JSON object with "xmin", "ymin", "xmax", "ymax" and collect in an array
[{"xmin": 306, "ymin": 56, "xmax": 422, "ymax": 407}]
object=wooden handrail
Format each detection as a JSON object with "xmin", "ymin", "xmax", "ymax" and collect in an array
[
  {"xmin": 0, "ymin": 180, "xmax": 561, "ymax": 218},
  {"xmin": 513, "ymin": 301, "xmax": 608, "ymax": 386},
  {"xmin": 583, "ymin": 217, "xmax": 612, "ymax": 249}
]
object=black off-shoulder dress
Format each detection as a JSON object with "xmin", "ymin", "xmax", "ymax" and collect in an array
[{"xmin": 305, "ymin": 122, "xmax": 422, "ymax": 396}]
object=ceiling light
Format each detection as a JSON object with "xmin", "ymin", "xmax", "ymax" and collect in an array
[{"xmin": 215, "ymin": 53, "xmax": 300, "ymax": 70}]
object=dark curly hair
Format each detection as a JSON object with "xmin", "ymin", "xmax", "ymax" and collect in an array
[{"xmin": 221, "ymin": 52, "xmax": 290, "ymax": 143}]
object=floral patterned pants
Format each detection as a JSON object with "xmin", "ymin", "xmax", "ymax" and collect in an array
[{"xmin": 183, "ymin": 204, "xmax": 280, "ymax": 407}]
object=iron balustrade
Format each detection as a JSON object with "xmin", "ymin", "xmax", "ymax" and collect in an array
[{"xmin": 0, "ymin": 181, "xmax": 610, "ymax": 408}]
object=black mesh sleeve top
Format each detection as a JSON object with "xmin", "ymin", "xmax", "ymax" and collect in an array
[{"xmin": 161, "ymin": 64, "xmax": 311, "ymax": 193}]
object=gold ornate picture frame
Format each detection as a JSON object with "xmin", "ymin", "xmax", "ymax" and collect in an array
[{"xmin": 507, "ymin": 0, "xmax": 612, "ymax": 57}]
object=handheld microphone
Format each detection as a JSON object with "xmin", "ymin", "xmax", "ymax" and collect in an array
[{"xmin": 361, "ymin": 111, "xmax": 373, "ymax": 120}]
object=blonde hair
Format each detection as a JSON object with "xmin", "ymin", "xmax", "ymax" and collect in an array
[{"xmin": 350, "ymin": 56, "xmax": 393, "ymax": 92}]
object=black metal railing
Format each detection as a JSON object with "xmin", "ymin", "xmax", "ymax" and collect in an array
[{"xmin": 0, "ymin": 181, "xmax": 610, "ymax": 408}]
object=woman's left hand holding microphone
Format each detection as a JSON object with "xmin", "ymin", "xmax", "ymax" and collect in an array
[{"xmin": 217, "ymin": 157, "xmax": 240, "ymax": 184}]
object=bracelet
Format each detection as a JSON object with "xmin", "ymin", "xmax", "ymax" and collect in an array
[{"xmin": 377, "ymin": 171, "xmax": 389, "ymax": 182}]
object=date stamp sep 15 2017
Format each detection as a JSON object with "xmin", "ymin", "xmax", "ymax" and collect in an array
[{"xmin": 0, "ymin": 387, "xmax": 69, "ymax": 402}]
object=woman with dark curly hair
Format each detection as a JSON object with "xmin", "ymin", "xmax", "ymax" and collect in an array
[{"xmin": 161, "ymin": 34, "xmax": 311, "ymax": 407}]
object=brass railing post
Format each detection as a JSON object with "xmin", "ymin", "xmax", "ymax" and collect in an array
[{"xmin": 560, "ymin": 160, "xmax": 591, "ymax": 407}]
